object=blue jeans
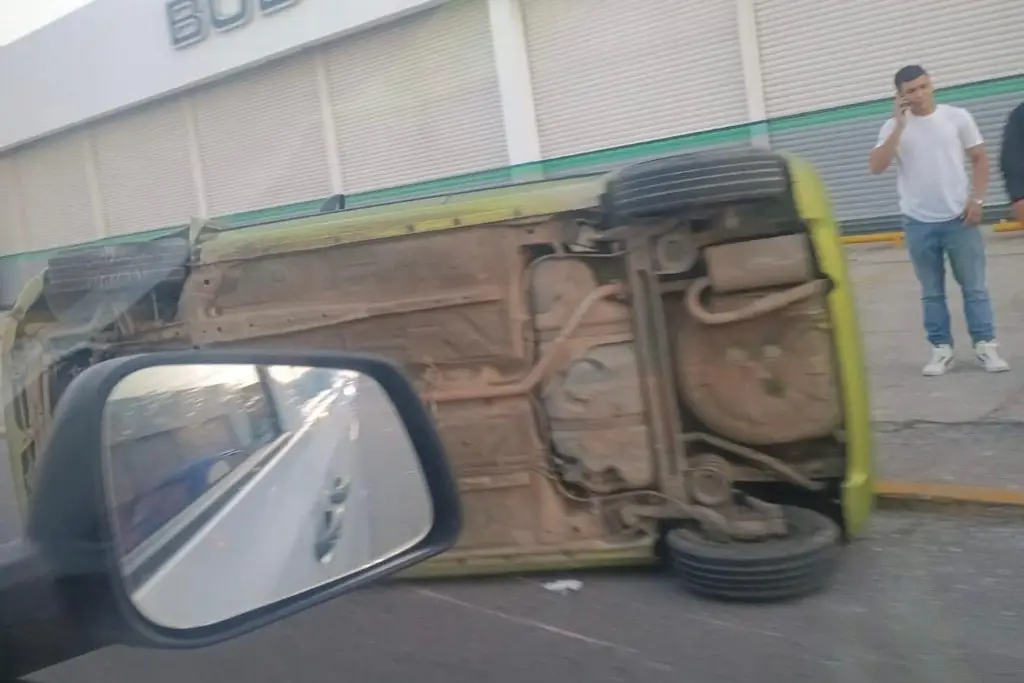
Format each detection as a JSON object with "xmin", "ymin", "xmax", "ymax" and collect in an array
[{"xmin": 902, "ymin": 217, "xmax": 995, "ymax": 347}]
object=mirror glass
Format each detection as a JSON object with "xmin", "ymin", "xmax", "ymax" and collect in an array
[{"xmin": 101, "ymin": 363, "xmax": 434, "ymax": 630}]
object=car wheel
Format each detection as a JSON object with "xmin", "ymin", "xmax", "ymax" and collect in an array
[
  {"xmin": 666, "ymin": 505, "xmax": 840, "ymax": 602},
  {"xmin": 602, "ymin": 150, "xmax": 791, "ymax": 227}
]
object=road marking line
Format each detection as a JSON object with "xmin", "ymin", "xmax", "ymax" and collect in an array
[{"xmin": 413, "ymin": 587, "xmax": 673, "ymax": 671}]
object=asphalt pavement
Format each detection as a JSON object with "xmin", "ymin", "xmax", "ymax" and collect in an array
[
  {"xmin": 32, "ymin": 509, "xmax": 1024, "ymax": 683},
  {"xmin": 5, "ymin": 230, "xmax": 1024, "ymax": 681}
]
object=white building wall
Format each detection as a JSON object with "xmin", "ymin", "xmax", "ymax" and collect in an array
[
  {"xmin": 0, "ymin": 0, "xmax": 447, "ymax": 151},
  {"xmin": 323, "ymin": 0, "xmax": 507, "ymax": 192},
  {"xmin": 9, "ymin": 132, "xmax": 98, "ymax": 251},
  {"xmin": 0, "ymin": 0, "xmax": 507, "ymax": 256},
  {"xmin": 191, "ymin": 52, "xmax": 332, "ymax": 216},
  {"xmin": 521, "ymin": 0, "xmax": 748, "ymax": 159},
  {"xmin": 92, "ymin": 99, "xmax": 199, "ymax": 237},
  {"xmin": 486, "ymin": 0, "xmax": 542, "ymax": 166},
  {"xmin": 755, "ymin": 0, "xmax": 1024, "ymax": 117},
  {"xmin": 0, "ymin": 159, "xmax": 26, "ymax": 250},
  {"xmin": 0, "ymin": 0, "xmax": 1020, "ymax": 265}
]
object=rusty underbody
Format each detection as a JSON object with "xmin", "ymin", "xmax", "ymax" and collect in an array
[{"xmin": 15, "ymin": 197, "xmax": 848, "ymax": 574}]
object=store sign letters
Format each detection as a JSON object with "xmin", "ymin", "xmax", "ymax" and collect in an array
[{"xmin": 166, "ymin": 0, "xmax": 301, "ymax": 50}]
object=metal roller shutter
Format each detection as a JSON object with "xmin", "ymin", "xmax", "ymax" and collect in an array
[
  {"xmin": 771, "ymin": 115, "xmax": 896, "ymax": 224},
  {"xmin": 770, "ymin": 89, "xmax": 1021, "ymax": 226},
  {"xmin": 92, "ymin": 100, "xmax": 197, "ymax": 237},
  {"xmin": 0, "ymin": 157, "xmax": 26, "ymax": 256},
  {"xmin": 324, "ymin": 0, "xmax": 506, "ymax": 193},
  {"xmin": 756, "ymin": 0, "xmax": 1024, "ymax": 118},
  {"xmin": 193, "ymin": 53, "xmax": 332, "ymax": 217},
  {"xmin": 522, "ymin": 0, "xmax": 748, "ymax": 159},
  {"xmin": 11, "ymin": 132, "xmax": 96, "ymax": 251}
]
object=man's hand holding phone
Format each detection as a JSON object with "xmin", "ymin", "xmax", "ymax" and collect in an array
[{"xmin": 893, "ymin": 95, "xmax": 909, "ymax": 125}]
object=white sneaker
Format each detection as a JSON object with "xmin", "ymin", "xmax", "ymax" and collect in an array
[
  {"xmin": 923, "ymin": 344, "xmax": 954, "ymax": 376},
  {"xmin": 975, "ymin": 341, "xmax": 1010, "ymax": 373}
]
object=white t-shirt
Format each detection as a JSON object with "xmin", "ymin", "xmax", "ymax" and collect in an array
[{"xmin": 875, "ymin": 104, "xmax": 984, "ymax": 223}]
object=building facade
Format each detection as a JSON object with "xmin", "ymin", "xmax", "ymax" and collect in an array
[{"xmin": 0, "ymin": 0, "xmax": 1020, "ymax": 307}]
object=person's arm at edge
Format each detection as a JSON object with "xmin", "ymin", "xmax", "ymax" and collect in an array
[{"xmin": 1000, "ymin": 104, "xmax": 1024, "ymax": 223}]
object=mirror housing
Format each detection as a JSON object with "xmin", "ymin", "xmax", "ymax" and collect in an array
[{"xmin": 2, "ymin": 349, "xmax": 460, "ymax": 675}]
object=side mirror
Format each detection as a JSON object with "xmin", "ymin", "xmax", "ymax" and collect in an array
[{"xmin": 5, "ymin": 350, "xmax": 460, "ymax": 671}]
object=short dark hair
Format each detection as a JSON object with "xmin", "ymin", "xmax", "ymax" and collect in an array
[{"xmin": 894, "ymin": 65, "xmax": 928, "ymax": 89}]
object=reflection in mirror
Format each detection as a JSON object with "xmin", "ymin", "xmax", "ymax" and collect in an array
[{"xmin": 102, "ymin": 363, "xmax": 433, "ymax": 630}]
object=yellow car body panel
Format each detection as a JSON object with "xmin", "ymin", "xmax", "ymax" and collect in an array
[
  {"xmin": 3, "ymin": 151, "xmax": 875, "ymax": 577},
  {"xmin": 785, "ymin": 154, "xmax": 875, "ymax": 537}
]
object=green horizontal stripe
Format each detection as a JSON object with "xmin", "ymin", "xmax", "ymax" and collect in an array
[{"xmin": 2, "ymin": 73, "xmax": 1021, "ymax": 265}]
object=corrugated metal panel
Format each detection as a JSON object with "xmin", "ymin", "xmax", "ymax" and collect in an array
[
  {"xmin": 771, "ymin": 115, "xmax": 896, "ymax": 224},
  {"xmin": 770, "ymin": 92, "xmax": 1020, "ymax": 226},
  {"xmin": 193, "ymin": 53, "xmax": 332, "ymax": 217},
  {"xmin": 324, "ymin": 0, "xmax": 506, "ymax": 193},
  {"xmin": 92, "ymin": 100, "xmax": 197, "ymax": 237},
  {"xmin": 11, "ymin": 132, "xmax": 96, "ymax": 251},
  {"xmin": 756, "ymin": 0, "xmax": 1024, "ymax": 117},
  {"xmin": 522, "ymin": 0, "xmax": 748, "ymax": 159},
  {"xmin": 0, "ymin": 156, "xmax": 26, "ymax": 256}
]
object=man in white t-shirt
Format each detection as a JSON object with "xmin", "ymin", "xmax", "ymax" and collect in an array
[{"xmin": 869, "ymin": 64, "xmax": 1009, "ymax": 376}]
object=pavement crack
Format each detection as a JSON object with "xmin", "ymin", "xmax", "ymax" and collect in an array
[
  {"xmin": 976, "ymin": 393, "xmax": 1024, "ymax": 422},
  {"xmin": 873, "ymin": 419, "xmax": 1024, "ymax": 432}
]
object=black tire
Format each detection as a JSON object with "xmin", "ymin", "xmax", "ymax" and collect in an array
[
  {"xmin": 666, "ymin": 505, "xmax": 840, "ymax": 602},
  {"xmin": 602, "ymin": 149, "xmax": 791, "ymax": 226}
]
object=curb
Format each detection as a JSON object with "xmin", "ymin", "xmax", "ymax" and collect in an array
[
  {"xmin": 841, "ymin": 231, "xmax": 904, "ymax": 246},
  {"xmin": 841, "ymin": 221, "xmax": 1021, "ymax": 247},
  {"xmin": 875, "ymin": 480, "xmax": 1024, "ymax": 513}
]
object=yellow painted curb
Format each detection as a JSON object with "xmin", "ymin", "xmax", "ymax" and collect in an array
[
  {"xmin": 875, "ymin": 480, "xmax": 1024, "ymax": 508},
  {"xmin": 842, "ymin": 221, "xmax": 1021, "ymax": 244},
  {"xmin": 841, "ymin": 231, "xmax": 904, "ymax": 246},
  {"xmin": 993, "ymin": 220, "xmax": 1023, "ymax": 233}
]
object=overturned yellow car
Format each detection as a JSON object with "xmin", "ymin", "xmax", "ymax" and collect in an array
[{"xmin": 4, "ymin": 149, "xmax": 874, "ymax": 600}]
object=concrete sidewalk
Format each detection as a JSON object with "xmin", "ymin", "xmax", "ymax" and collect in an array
[{"xmin": 849, "ymin": 228, "xmax": 1024, "ymax": 490}]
